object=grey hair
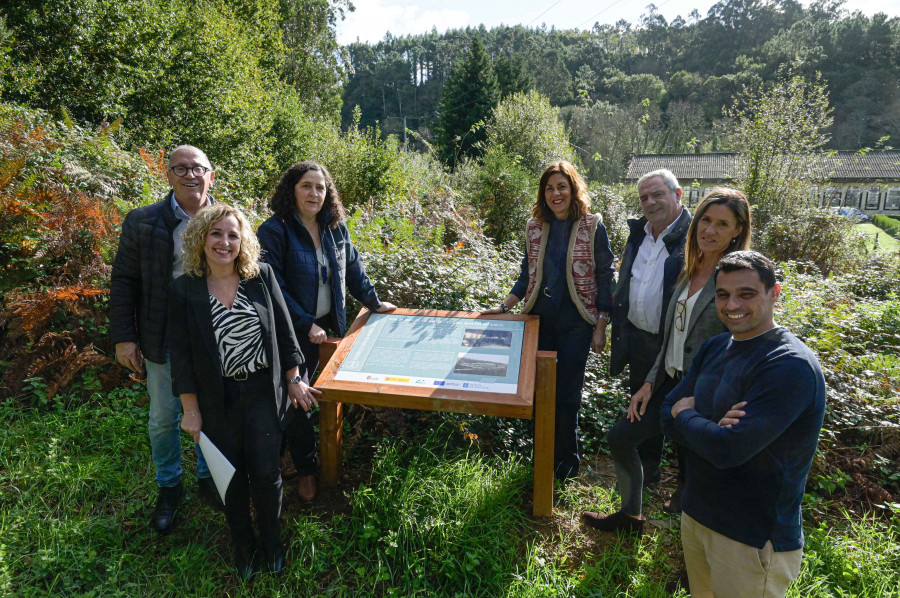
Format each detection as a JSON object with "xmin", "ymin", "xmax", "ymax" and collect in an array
[
  {"xmin": 168, "ymin": 145, "xmax": 213, "ymax": 169},
  {"xmin": 637, "ymin": 169, "xmax": 680, "ymax": 192}
]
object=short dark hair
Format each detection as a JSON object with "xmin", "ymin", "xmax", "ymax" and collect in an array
[
  {"xmin": 715, "ymin": 250, "xmax": 777, "ymax": 290},
  {"xmin": 268, "ymin": 161, "xmax": 345, "ymax": 227}
]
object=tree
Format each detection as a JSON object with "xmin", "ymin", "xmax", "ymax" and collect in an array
[
  {"xmin": 495, "ymin": 52, "xmax": 534, "ymax": 99},
  {"xmin": 435, "ymin": 36, "xmax": 499, "ymax": 167},
  {"xmin": 471, "ymin": 146, "xmax": 535, "ymax": 244},
  {"xmin": 562, "ymin": 99, "xmax": 661, "ymax": 183},
  {"xmin": 279, "ymin": 0, "xmax": 353, "ymax": 120},
  {"xmin": 483, "ymin": 90, "xmax": 575, "ymax": 177},
  {"xmin": 725, "ymin": 67, "xmax": 833, "ymax": 233}
]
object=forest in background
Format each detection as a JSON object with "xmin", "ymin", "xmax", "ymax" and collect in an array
[{"xmin": 342, "ymin": 0, "xmax": 899, "ymax": 178}]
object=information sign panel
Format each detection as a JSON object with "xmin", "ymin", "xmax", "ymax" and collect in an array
[
  {"xmin": 314, "ymin": 308, "xmax": 556, "ymax": 517},
  {"xmin": 334, "ymin": 313, "xmax": 525, "ymax": 394}
]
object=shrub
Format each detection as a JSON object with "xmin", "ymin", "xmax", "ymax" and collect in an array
[
  {"xmin": 873, "ymin": 214, "xmax": 900, "ymax": 240},
  {"xmin": 588, "ymin": 183, "xmax": 632, "ymax": 259},
  {"xmin": 755, "ymin": 207, "xmax": 866, "ymax": 275},
  {"xmin": 0, "ymin": 0, "xmax": 323, "ymax": 201},
  {"xmin": 725, "ymin": 68, "xmax": 833, "ymax": 233},
  {"xmin": 0, "ymin": 105, "xmax": 160, "ymax": 402},
  {"xmin": 469, "ymin": 147, "xmax": 535, "ymax": 245},
  {"xmin": 313, "ymin": 108, "xmax": 408, "ymax": 211},
  {"xmin": 482, "ymin": 90, "xmax": 576, "ymax": 177},
  {"xmin": 364, "ymin": 240, "xmax": 520, "ymax": 313},
  {"xmin": 778, "ymin": 261, "xmax": 900, "ymax": 506}
]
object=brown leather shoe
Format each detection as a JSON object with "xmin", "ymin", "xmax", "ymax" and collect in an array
[
  {"xmin": 280, "ymin": 453, "xmax": 297, "ymax": 480},
  {"xmin": 298, "ymin": 474, "xmax": 317, "ymax": 501},
  {"xmin": 582, "ymin": 510, "xmax": 645, "ymax": 535}
]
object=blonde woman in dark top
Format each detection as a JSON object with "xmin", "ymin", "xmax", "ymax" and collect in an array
[{"xmin": 168, "ymin": 204, "xmax": 320, "ymax": 579}]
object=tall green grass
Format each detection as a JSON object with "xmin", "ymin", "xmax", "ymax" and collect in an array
[{"xmin": 2, "ymin": 392, "xmax": 898, "ymax": 596}]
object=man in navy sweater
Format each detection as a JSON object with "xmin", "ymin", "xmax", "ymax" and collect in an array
[{"xmin": 660, "ymin": 251, "xmax": 825, "ymax": 597}]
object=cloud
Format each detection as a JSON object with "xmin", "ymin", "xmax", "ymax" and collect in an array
[{"xmin": 337, "ymin": 1, "xmax": 471, "ymax": 45}]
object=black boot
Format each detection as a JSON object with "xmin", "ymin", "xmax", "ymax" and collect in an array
[
  {"xmin": 233, "ymin": 541, "xmax": 260, "ymax": 581},
  {"xmin": 151, "ymin": 482, "xmax": 183, "ymax": 534},
  {"xmin": 264, "ymin": 541, "xmax": 287, "ymax": 575},
  {"xmin": 663, "ymin": 484, "xmax": 684, "ymax": 513}
]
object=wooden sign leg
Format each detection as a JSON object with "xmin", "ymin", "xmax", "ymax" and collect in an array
[
  {"xmin": 319, "ymin": 402, "xmax": 343, "ymax": 486},
  {"xmin": 533, "ymin": 350, "xmax": 557, "ymax": 518},
  {"xmin": 318, "ymin": 340, "xmax": 343, "ymax": 487}
]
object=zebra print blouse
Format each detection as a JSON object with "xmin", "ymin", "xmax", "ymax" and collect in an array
[{"xmin": 209, "ymin": 284, "xmax": 268, "ymax": 378}]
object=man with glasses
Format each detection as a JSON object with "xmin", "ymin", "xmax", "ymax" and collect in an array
[
  {"xmin": 661, "ymin": 251, "xmax": 825, "ymax": 597},
  {"xmin": 110, "ymin": 145, "xmax": 221, "ymax": 534},
  {"xmin": 608, "ymin": 169, "xmax": 691, "ymax": 487}
]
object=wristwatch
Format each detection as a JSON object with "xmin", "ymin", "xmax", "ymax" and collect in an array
[
  {"xmin": 596, "ymin": 313, "xmax": 611, "ymax": 324},
  {"xmin": 288, "ymin": 375, "xmax": 303, "ymax": 385},
  {"xmin": 500, "ymin": 304, "xmax": 510, "ymax": 313}
]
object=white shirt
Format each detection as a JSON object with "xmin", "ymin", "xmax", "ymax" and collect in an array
[
  {"xmin": 665, "ymin": 285, "xmax": 699, "ymax": 377},
  {"xmin": 627, "ymin": 216, "xmax": 681, "ymax": 333},
  {"xmin": 315, "ymin": 244, "xmax": 332, "ymax": 318}
]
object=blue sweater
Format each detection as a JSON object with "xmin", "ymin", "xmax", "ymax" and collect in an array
[{"xmin": 660, "ymin": 327, "xmax": 826, "ymax": 551}]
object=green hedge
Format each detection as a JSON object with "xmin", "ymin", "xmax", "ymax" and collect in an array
[{"xmin": 873, "ymin": 214, "xmax": 900, "ymax": 240}]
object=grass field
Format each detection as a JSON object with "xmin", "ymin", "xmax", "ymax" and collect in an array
[
  {"xmin": 2, "ymin": 392, "xmax": 899, "ymax": 597},
  {"xmin": 857, "ymin": 222, "xmax": 900, "ymax": 253}
]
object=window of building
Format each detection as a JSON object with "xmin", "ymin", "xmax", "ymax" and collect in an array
[
  {"xmin": 824, "ymin": 187, "xmax": 843, "ymax": 207},
  {"xmin": 865, "ymin": 187, "xmax": 882, "ymax": 210},
  {"xmin": 885, "ymin": 187, "xmax": 900, "ymax": 210},
  {"xmin": 843, "ymin": 186, "xmax": 862, "ymax": 208},
  {"xmin": 688, "ymin": 187, "xmax": 701, "ymax": 205}
]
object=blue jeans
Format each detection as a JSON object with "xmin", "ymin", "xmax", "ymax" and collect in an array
[{"xmin": 146, "ymin": 358, "xmax": 210, "ymax": 487}]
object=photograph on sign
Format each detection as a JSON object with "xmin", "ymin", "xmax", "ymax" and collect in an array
[
  {"xmin": 334, "ymin": 314, "xmax": 524, "ymax": 393},
  {"xmin": 462, "ymin": 329, "xmax": 512, "ymax": 348}
]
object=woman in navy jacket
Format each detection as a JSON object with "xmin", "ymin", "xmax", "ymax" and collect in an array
[
  {"xmin": 257, "ymin": 161, "xmax": 396, "ymax": 501},
  {"xmin": 168, "ymin": 204, "xmax": 320, "ymax": 578}
]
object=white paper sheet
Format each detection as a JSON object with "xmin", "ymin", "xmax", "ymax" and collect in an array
[{"xmin": 198, "ymin": 432, "xmax": 235, "ymax": 505}]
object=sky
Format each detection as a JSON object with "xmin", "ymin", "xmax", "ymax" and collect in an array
[{"xmin": 336, "ymin": 0, "xmax": 900, "ymax": 45}]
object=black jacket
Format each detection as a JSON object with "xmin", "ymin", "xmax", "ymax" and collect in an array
[
  {"xmin": 110, "ymin": 193, "xmax": 192, "ymax": 363},
  {"xmin": 166, "ymin": 263, "xmax": 304, "ymax": 441},
  {"xmin": 609, "ymin": 208, "xmax": 691, "ymax": 376}
]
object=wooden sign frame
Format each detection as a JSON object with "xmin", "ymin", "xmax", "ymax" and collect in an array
[{"xmin": 315, "ymin": 308, "xmax": 557, "ymax": 517}]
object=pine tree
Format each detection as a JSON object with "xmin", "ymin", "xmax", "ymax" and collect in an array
[
  {"xmin": 495, "ymin": 52, "xmax": 535, "ymax": 99},
  {"xmin": 435, "ymin": 36, "xmax": 499, "ymax": 167}
]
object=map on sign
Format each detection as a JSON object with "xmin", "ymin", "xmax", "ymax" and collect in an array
[{"xmin": 334, "ymin": 314, "xmax": 525, "ymax": 394}]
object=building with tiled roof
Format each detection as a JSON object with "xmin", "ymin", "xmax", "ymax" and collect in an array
[{"xmin": 624, "ymin": 151, "xmax": 900, "ymax": 214}]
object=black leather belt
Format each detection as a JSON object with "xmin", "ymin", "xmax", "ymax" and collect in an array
[{"xmin": 224, "ymin": 367, "xmax": 267, "ymax": 382}]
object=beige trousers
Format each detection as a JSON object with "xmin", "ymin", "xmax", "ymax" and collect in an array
[{"xmin": 681, "ymin": 512, "xmax": 802, "ymax": 598}]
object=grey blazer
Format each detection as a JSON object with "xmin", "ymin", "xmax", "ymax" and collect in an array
[{"xmin": 645, "ymin": 273, "xmax": 728, "ymax": 392}]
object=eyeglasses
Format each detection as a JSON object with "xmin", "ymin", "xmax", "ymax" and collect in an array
[
  {"xmin": 169, "ymin": 165, "xmax": 212, "ymax": 177},
  {"xmin": 675, "ymin": 298, "xmax": 687, "ymax": 332}
]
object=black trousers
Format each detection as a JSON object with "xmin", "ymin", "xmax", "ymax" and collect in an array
[
  {"xmin": 607, "ymin": 373, "xmax": 679, "ymax": 514},
  {"xmin": 285, "ymin": 316, "xmax": 329, "ymax": 476},
  {"xmin": 625, "ymin": 322, "xmax": 666, "ymax": 473},
  {"xmin": 533, "ymin": 294, "xmax": 593, "ymax": 481},
  {"xmin": 220, "ymin": 370, "xmax": 283, "ymax": 557}
]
